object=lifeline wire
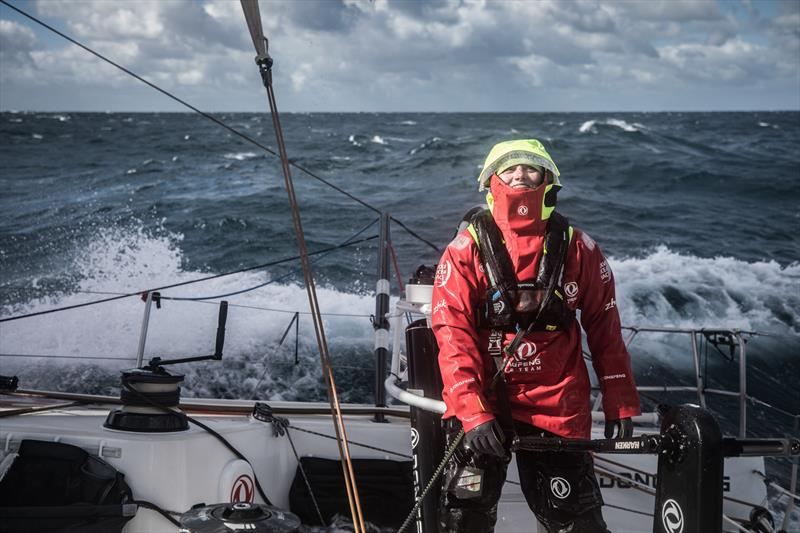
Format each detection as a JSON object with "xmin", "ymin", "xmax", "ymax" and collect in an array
[{"xmin": 0, "ymin": 0, "xmax": 439, "ymax": 254}]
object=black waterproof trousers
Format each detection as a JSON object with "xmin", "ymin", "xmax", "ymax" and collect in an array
[{"xmin": 439, "ymin": 419, "xmax": 610, "ymax": 533}]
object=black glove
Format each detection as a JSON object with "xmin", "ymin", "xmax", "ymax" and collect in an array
[
  {"xmin": 464, "ymin": 419, "xmax": 506, "ymax": 457},
  {"xmin": 604, "ymin": 417, "xmax": 633, "ymax": 439}
]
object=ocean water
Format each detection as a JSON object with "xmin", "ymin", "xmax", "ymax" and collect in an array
[{"xmin": 1, "ymin": 111, "xmax": 799, "ymax": 517}]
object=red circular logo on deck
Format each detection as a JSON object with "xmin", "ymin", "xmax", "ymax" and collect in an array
[{"xmin": 230, "ymin": 474, "xmax": 254, "ymax": 503}]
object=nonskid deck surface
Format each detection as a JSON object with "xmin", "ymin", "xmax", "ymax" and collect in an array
[{"xmin": 0, "ymin": 400, "xmax": 768, "ymax": 533}]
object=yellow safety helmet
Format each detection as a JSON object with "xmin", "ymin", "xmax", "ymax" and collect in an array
[{"xmin": 478, "ymin": 139, "xmax": 561, "ymax": 191}]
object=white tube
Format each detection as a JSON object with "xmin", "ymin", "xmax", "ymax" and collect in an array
[{"xmin": 384, "ymin": 375, "xmax": 446, "ymax": 414}]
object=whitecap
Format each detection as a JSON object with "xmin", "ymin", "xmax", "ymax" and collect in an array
[
  {"xmin": 8, "ymin": 118, "xmax": 22, "ymax": 123},
  {"xmin": 126, "ymin": 168, "xmax": 137, "ymax": 175},
  {"xmin": 409, "ymin": 136, "xmax": 443, "ymax": 155},
  {"xmin": 758, "ymin": 122, "xmax": 770, "ymax": 127},
  {"xmin": 605, "ymin": 118, "xmax": 640, "ymax": 132},
  {"xmin": 32, "ymin": 133, "xmax": 43, "ymax": 139},
  {"xmin": 578, "ymin": 120, "xmax": 596, "ymax": 134},
  {"xmin": 223, "ymin": 152, "xmax": 258, "ymax": 161},
  {"xmin": 184, "ymin": 134, "xmax": 191, "ymax": 140},
  {"xmin": 370, "ymin": 135, "xmax": 387, "ymax": 145},
  {"xmin": 399, "ymin": 120, "xmax": 417, "ymax": 125}
]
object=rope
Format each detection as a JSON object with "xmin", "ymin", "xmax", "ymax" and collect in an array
[
  {"xmin": 262, "ymin": 414, "xmax": 326, "ymax": 526},
  {"xmin": 288, "ymin": 425, "xmax": 411, "ymax": 459},
  {"xmin": 254, "ymin": 312, "xmax": 299, "ymax": 391},
  {"xmin": 0, "ymin": 235, "xmax": 376, "ymax": 323},
  {"xmin": 118, "ymin": 379, "xmax": 274, "ymax": 506},
  {"xmin": 388, "ymin": 241, "xmax": 405, "ymax": 294},
  {"xmin": 390, "ymin": 216, "xmax": 441, "ymax": 253},
  {"xmin": 722, "ymin": 514, "xmax": 754, "ymax": 533},
  {"xmin": 753, "ymin": 470, "xmax": 800, "ymax": 501},
  {"xmin": 0, "ymin": 0, "xmax": 439, "ymax": 254},
  {"xmin": 397, "ymin": 429, "xmax": 464, "ymax": 533},
  {"xmin": 132, "ymin": 500, "xmax": 183, "ymax": 528}
]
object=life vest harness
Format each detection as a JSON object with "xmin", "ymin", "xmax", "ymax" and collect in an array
[{"xmin": 466, "ymin": 209, "xmax": 574, "ymax": 357}]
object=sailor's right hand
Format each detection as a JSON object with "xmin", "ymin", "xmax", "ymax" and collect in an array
[{"xmin": 464, "ymin": 419, "xmax": 506, "ymax": 457}]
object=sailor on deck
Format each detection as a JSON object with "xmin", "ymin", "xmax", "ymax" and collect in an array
[{"xmin": 432, "ymin": 139, "xmax": 641, "ymax": 532}]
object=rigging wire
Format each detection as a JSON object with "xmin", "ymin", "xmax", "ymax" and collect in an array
[
  {"xmin": 0, "ymin": 235, "xmax": 376, "ymax": 323},
  {"xmin": 164, "ymin": 217, "xmax": 378, "ymax": 302},
  {"xmin": 0, "ymin": 0, "xmax": 440, "ymax": 254}
]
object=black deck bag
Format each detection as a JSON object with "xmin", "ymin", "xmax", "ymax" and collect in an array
[
  {"xmin": 289, "ymin": 457, "xmax": 414, "ymax": 529},
  {"xmin": 0, "ymin": 439, "xmax": 135, "ymax": 533}
]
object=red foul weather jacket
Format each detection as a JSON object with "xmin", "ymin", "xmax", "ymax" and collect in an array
[{"xmin": 431, "ymin": 176, "xmax": 641, "ymax": 438}]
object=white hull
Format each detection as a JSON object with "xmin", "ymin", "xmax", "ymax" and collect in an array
[{"xmin": 0, "ymin": 397, "xmax": 767, "ymax": 532}]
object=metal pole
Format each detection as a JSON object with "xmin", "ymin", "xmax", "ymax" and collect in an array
[
  {"xmin": 782, "ymin": 458, "xmax": 798, "ymax": 531},
  {"xmin": 737, "ymin": 332, "xmax": 747, "ymax": 438},
  {"xmin": 690, "ymin": 331, "xmax": 706, "ymax": 408},
  {"xmin": 135, "ymin": 292, "xmax": 154, "ymax": 367},
  {"xmin": 373, "ymin": 212, "xmax": 390, "ymax": 423}
]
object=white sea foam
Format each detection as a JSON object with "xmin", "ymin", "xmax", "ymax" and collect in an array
[
  {"xmin": 610, "ymin": 245, "xmax": 798, "ymax": 334},
  {"xmin": 398, "ymin": 120, "xmax": 417, "ymax": 125},
  {"xmin": 2, "ymin": 225, "xmax": 797, "ymax": 402},
  {"xmin": 223, "ymin": 152, "xmax": 258, "ymax": 161},
  {"xmin": 370, "ymin": 135, "xmax": 387, "ymax": 145},
  {"xmin": 579, "ymin": 118, "xmax": 644, "ymax": 134},
  {"xmin": 0, "ymin": 225, "xmax": 376, "ymax": 393}
]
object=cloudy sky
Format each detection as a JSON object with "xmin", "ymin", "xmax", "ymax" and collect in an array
[{"xmin": 1, "ymin": 0, "xmax": 798, "ymax": 112}]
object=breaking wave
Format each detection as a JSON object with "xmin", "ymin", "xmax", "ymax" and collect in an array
[
  {"xmin": 1, "ymin": 224, "xmax": 797, "ymax": 401},
  {"xmin": 579, "ymin": 118, "xmax": 645, "ymax": 134},
  {"xmin": 611, "ymin": 246, "xmax": 799, "ymax": 334},
  {"xmin": 224, "ymin": 151, "xmax": 259, "ymax": 161},
  {"xmin": 0, "ymin": 224, "xmax": 376, "ymax": 401}
]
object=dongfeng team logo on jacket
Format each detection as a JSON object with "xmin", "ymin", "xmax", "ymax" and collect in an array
[
  {"xmin": 509, "ymin": 341, "xmax": 542, "ymax": 372},
  {"xmin": 435, "ymin": 261, "xmax": 452, "ymax": 287},
  {"xmin": 564, "ymin": 282, "xmax": 578, "ymax": 304}
]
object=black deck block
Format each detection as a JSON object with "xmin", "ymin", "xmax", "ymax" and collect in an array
[
  {"xmin": 653, "ymin": 405, "xmax": 724, "ymax": 533},
  {"xmin": 289, "ymin": 457, "xmax": 414, "ymax": 528}
]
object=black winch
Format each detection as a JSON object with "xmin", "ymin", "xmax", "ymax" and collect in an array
[
  {"xmin": 180, "ymin": 502, "xmax": 301, "ymax": 533},
  {"xmin": 104, "ymin": 367, "xmax": 189, "ymax": 432},
  {"xmin": 104, "ymin": 300, "xmax": 228, "ymax": 433}
]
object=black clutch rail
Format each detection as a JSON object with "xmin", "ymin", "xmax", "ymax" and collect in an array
[{"xmin": 513, "ymin": 434, "xmax": 800, "ymax": 458}]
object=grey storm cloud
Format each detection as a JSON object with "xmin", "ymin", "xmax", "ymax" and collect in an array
[{"xmin": 0, "ymin": 0, "xmax": 798, "ymax": 112}]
